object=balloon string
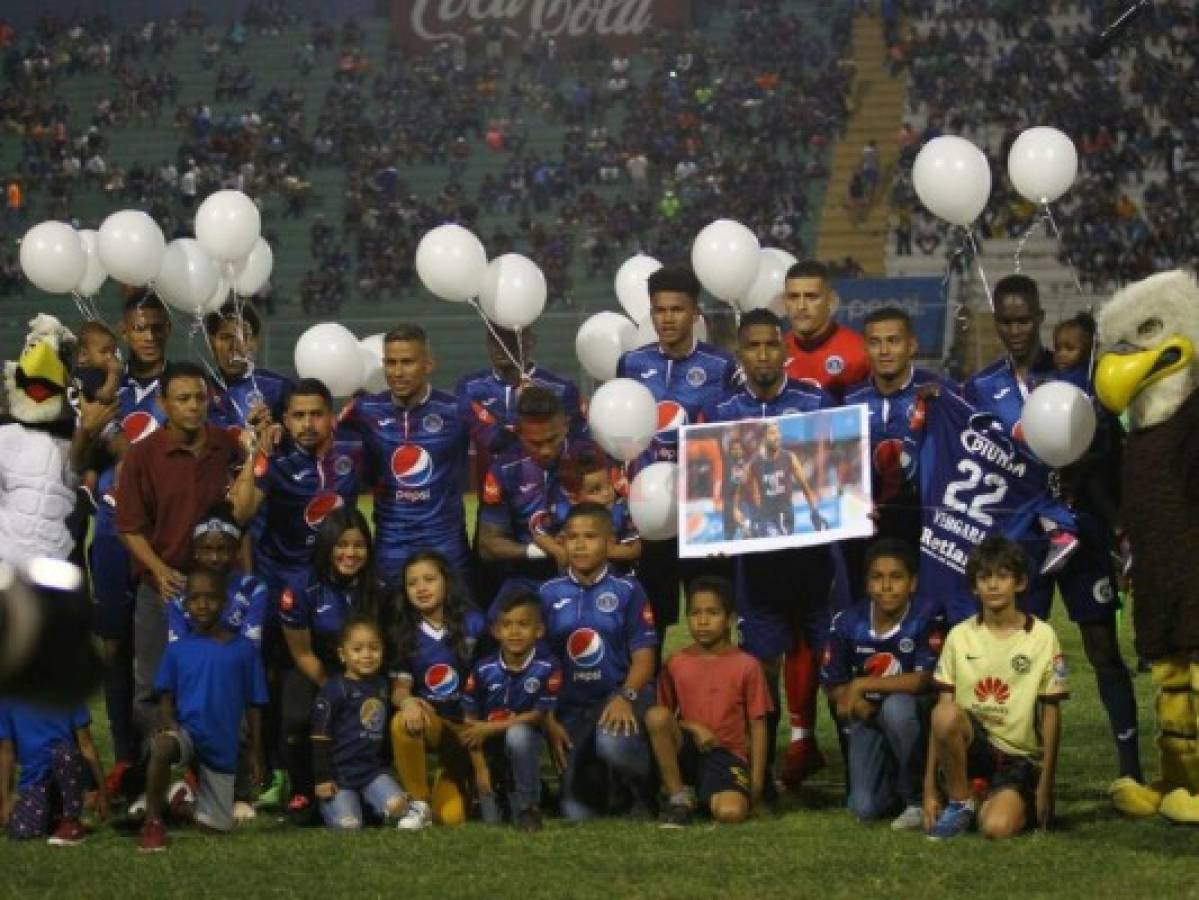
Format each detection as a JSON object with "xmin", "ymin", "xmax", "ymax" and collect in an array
[
  {"xmin": 225, "ymin": 261, "xmax": 261, "ymax": 398},
  {"xmin": 467, "ymin": 298, "xmax": 531, "ymax": 380},
  {"xmin": 190, "ymin": 316, "xmax": 228, "ymax": 393},
  {"xmin": 1043, "ymin": 207, "xmax": 1088, "ymax": 303},
  {"xmin": 70, "ymin": 292, "xmax": 96, "ymax": 323},
  {"xmin": 1012, "ymin": 207, "xmax": 1051, "ymax": 275},
  {"xmin": 964, "ymin": 229, "xmax": 993, "ymax": 312},
  {"xmin": 940, "ymin": 239, "xmax": 971, "ymax": 340}
]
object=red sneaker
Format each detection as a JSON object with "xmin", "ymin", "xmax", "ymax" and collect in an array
[
  {"xmin": 137, "ymin": 817, "xmax": 168, "ymax": 853},
  {"xmin": 47, "ymin": 818, "xmax": 87, "ymax": 846},
  {"xmin": 105, "ymin": 760, "xmax": 131, "ymax": 800},
  {"xmin": 286, "ymin": 793, "xmax": 310, "ymax": 813},
  {"xmin": 779, "ymin": 738, "xmax": 825, "ymax": 790}
]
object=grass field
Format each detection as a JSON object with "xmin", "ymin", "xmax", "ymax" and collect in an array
[{"xmin": 4, "ymin": 501, "xmax": 1196, "ymax": 898}]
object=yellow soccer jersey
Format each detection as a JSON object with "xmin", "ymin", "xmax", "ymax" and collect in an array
[{"xmin": 933, "ymin": 614, "xmax": 1069, "ymax": 760}]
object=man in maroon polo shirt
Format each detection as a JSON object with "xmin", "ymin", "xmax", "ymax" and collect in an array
[{"xmin": 117, "ymin": 361, "xmax": 242, "ymax": 733}]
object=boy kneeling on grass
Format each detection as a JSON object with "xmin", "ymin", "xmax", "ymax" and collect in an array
[
  {"xmin": 647, "ymin": 576, "xmax": 772, "ymax": 827},
  {"xmin": 924, "ymin": 536, "xmax": 1069, "ymax": 841},
  {"xmin": 821, "ymin": 539, "xmax": 942, "ymax": 830}
]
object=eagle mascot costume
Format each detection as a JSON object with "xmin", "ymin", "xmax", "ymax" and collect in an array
[
  {"xmin": 1096, "ymin": 270, "xmax": 1199, "ymax": 823},
  {"xmin": 0, "ymin": 314, "xmax": 80, "ymax": 565}
]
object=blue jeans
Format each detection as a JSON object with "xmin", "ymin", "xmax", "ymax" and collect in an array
[
  {"xmin": 319, "ymin": 772, "xmax": 405, "ymax": 830},
  {"xmin": 484, "ymin": 724, "xmax": 544, "ymax": 815},
  {"xmin": 559, "ymin": 693, "xmax": 652, "ymax": 822},
  {"xmin": 846, "ymin": 693, "xmax": 926, "ymax": 820}
]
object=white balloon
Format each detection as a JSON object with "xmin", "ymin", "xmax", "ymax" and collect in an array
[
  {"xmin": 358, "ymin": 333, "xmax": 388, "ymax": 394},
  {"xmin": 195, "ymin": 189, "xmax": 261, "ymax": 261},
  {"xmin": 634, "ymin": 314, "xmax": 708, "ymax": 347},
  {"xmin": 912, "ymin": 136, "xmax": 992, "ymax": 226},
  {"xmin": 576, "ymin": 312, "xmax": 637, "ymax": 381},
  {"xmin": 742, "ymin": 247, "xmax": 798, "ymax": 312},
  {"xmin": 97, "ymin": 210, "xmax": 165, "ymax": 287},
  {"xmin": 614, "ymin": 254, "xmax": 662, "ymax": 322},
  {"xmin": 1007, "ymin": 127, "xmax": 1078, "ymax": 205},
  {"xmin": 75, "ymin": 229, "xmax": 107, "ymax": 298},
  {"xmin": 415, "ymin": 224, "xmax": 488, "ymax": 302},
  {"xmin": 203, "ymin": 278, "xmax": 230, "ymax": 314},
  {"xmin": 628, "ymin": 462, "xmax": 679, "ymax": 540},
  {"xmin": 231, "ymin": 238, "xmax": 274, "ymax": 296},
  {"xmin": 478, "ymin": 253, "xmax": 547, "ymax": 328},
  {"xmin": 294, "ymin": 323, "xmax": 364, "ymax": 398},
  {"xmin": 1020, "ymin": 381, "xmax": 1096, "ymax": 467},
  {"xmin": 156, "ymin": 238, "xmax": 221, "ymax": 315},
  {"xmin": 19, "ymin": 221, "xmax": 86, "ymax": 294},
  {"xmin": 691, "ymin": 219, "xmax": 760, "ymax": 303},
  {"xmin": 588, "ymin": 378, "xmax": 658, "ymax": 462}
]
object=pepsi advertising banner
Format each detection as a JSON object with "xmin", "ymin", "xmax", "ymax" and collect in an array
[{"xmin": 833, "ymin": 277, "xmax": 947, "ymax": 359}]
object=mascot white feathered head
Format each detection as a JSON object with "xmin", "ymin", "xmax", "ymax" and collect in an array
[
  {"xmin": 1095, "ymin": 269, "xmax": 1199, "ymax": 429},
  {"xmin": 4, "ymin": 313, "xmax": 77, "ymax": 425}
]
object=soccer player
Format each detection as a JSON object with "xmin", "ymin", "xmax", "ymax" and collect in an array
[
  {"xmin": 616, "ymin": 265, "xmax": 737, "ymax": 638},
  {"xmin": 781, "ymin": 260, "xmax": 869, "ymax": 400},
  {"xmin": 340, "ymin": 324, "xmax": 471, "ymax": 584},
  {"xmin": 821, "ymin": 539, "xmax": 940, "ymax": 828},
  {"xmin": 962, "ymin": 275, "xmax": 1141, "ymax": 786},
  {"xmin": 923, "ymin": 537, "xmax": 1067, "ymax": 840},
  {"xmin": 540, "ymin": 503, "xmax": 657, "ymax": 821},
  {"xmin": 203, "ymin": 301, "xmax": 291, "ymax": 437},
  {"xmin": 138, "ymin": 568, "xmax": 268, "ymax": 851},
  {"xmin": 648, "ymin": 576, "xmax": 771, "ymax": 826},
  {"xmin": 739, "ymin": 421, "xmax": 825, "ymax": 538},
  {"xmin": 701, "ymin": 308, "xmax": 834, "ymax": 789}
]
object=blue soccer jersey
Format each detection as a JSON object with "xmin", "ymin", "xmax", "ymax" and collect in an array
[
  {"xmin": 616, "ymin": 340, "xmax": 738, "ymax": 469},
  {"xmin": 339, "ymin": 387, "xmax": 469, "ymax": 575},
  {"xmin": 701, "ymin": 379, "xmax": 835, "ymax": 424},
  {"xmin": 279, "ymin": 576, "xmax": 370, "ymax": 667},
  {"xmin": 167, "ymin": 571, "xmax": 269, "ymax": 647},
  {"xmin": 820, "ymin": 601, "xmax": 944, "ymax": 700},
  {"xmin": 533, "ymin": 496, "xmax": 639, "ymax": 547},
  {"xmin": 311, "ymin": 673, "xmax": 391, "ymax": 790},
  {"xmin": 962, "ymin": 350, "xmax": 1057, "ymax": 435},
  {"xmin": 462, "ymin": 650, "xmax": 561, "ymax": 721},
  {"xmin": 0, "ymin": 701, "xmax": 89, "ymax": 790},
  {"xmin": 539, "ymin": 568, "xmax": 658, "ymax": 718},
  {"xmin": 392, "ymin": 610, "xmax": 486, "ymax": 721},
  {"xmin": 206, "ymin": 367, "xmax": 291, "ymax": 436},
  {"xmin": 94, "ymin": 370, "xmax": 167, "ymax": 535},
  {"xmin": 154, "ymin": 633, "xmax": 269, "ymax": 774}
]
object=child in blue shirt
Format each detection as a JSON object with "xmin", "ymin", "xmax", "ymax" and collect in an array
[
  {"xmin": 139, "ymin": 568, "xmax": 268, "ymax": 852},
  {"xmin": 312, "ymin": 617, "xmax": 409, "ymax": 830},
  {"xmin": 0, "ymin": 701, "xmax": 109, "ymax": 845}
]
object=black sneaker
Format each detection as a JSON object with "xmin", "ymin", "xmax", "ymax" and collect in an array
[
  {"xmin": 659, "ymin": 803, "xmax": 693, "ymax": 829},
  {"xmin": 513, "ymin": 806, "xmax": 542, "ymax": 833}
]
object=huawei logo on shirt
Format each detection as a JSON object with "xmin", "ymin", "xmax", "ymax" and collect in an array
[{"xmin": 974, "ymin": 676, "xmax": 1010, "ymax": 704}]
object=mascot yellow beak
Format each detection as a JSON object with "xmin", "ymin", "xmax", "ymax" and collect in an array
[
  {"xmin": 15, "ymin": 339, "xmax": 69, "ymax": 405},
  {"xmin": 1095, "ymin": 336, "xmax": 1195, "ymax": 414}
]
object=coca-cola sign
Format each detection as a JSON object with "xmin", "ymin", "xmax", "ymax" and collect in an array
[{"xmin": 393, "ymin": 0, "xmax": 692, "ymax": 54}]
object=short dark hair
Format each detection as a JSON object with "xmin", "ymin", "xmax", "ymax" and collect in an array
[
  {"xmin": 966, "ymin": 536, "xmax": 1028, "ymax": 587},
  {"xmin": 993, "ymin": 274, "xmax": 1041, "ymax": 312},
  {"xmin": 647, "ymin": 266, "xmax": 701, "ymax": 302},
  {"xmin": 564, "ymin": 501, "xmax": 612, "ymax": 531},
  {"xmin": 285, "ymin": 377, "xmax": 333, "ymax": 411},
  {"xmin": 123, "ymin": 289, "xmax": 166, "ymax": 317},
  {"xmin": 517, "ymin": 384, "xmax": 563, "ymax": 420},
  {"xmin": 786, "ymin": 260, "xmax": 830, "ymax": 282},
  {"xmin": 77, "ymin": 320, "xmax": 118, "ymax": 346},
  {"xmin": 863, "ymin": 306, "xmax": 913, "ymax": 332},
  {"xmin": 686, "ymin": 575, "xmax": 734, "ymax": 615},
  {"xmin": 495, "ymin": 589, "xmax": 542, "ymax": 620},
  {"xmin": 160, "ymin": 360, "xmax": 208, "ymax": 395},
  {"xmin": 383, "ymin": 323, "xmax": 428, "ymax": 346},
  {"xmin": 204, "ymin": 301, "xmax": 262, "ymax": 337},
  {"xmin": 1054, "ymin": 310, "xmax": 1096, "ymax": 341},
  {"xmin": 864, "ymin": 538, "xmax": 918, "ymax": 577},
  {"xmin": 559, "ymin": 447, "xmax": 610, "ymax": 495},
  {"xmin": 185, "ymin": 567, "xmax": 227, "ymax": 601},
  {"xmin": 338, "ymin": 614, "xmax": 383, "ymax": 646},
  {"xmin": 737, "ymin": 308, "xmax": 784, "ymax": 338}
]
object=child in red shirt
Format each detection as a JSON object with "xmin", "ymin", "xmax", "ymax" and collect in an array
[{"xmin": 646, "ymin": 576, "xmax": 773, "ymax": 826}]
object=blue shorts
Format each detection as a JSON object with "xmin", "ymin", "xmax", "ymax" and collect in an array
[
  {"xmin": 735, "ymin": 547, "xmax": 832, "ymax": 661},
  {"xmin": 1021, "ymin": 510, "xmax": 1119, "ymax": 625},
  {"xmin": 89, "ymin": 528, "xmax": 137, "ymax": 640}
]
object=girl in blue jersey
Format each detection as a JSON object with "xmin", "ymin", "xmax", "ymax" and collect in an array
[
  {"xmin": 279, "ymin": 507, "xmax": 388, "ymax": 821},
  {"xmin": 388, "ymin": 551, "xmax": 486, "ymax": 828}
]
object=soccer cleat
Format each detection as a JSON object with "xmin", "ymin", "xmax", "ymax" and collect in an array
[
  {"xmin": 255, "ymin": 770, "xmax": 288, "ymax": 808},
  {"xmin": 137, "ymin": 817, "xmax": 168, "ymax": 853},
  {"xmin": 1041, "ymin": 529, "xmax": 1080, "ymax": 575},
  {"xmin": 126, "ymin": 794, "xmax": 148, "ymax": 819},
  {"xmin": 397, "ymin": 799, "xmax": 432, "ymax": 830},
  {"xmin": 513, "ymin": 807, "xmax": 543, "ymax": 833},
  {"xmin": 890, "ymin": 805, "xmax": 925, "ymax": 831},
  {"xmin": 47, "ymin": 819, "xmax": 87, "ymax": 846},
  {"xmin": 232, "ymin": 801, "xmax": 257, "ymax": 822},
  {"xmin": 105, "ymin": 760, "xmax": 132, "ymax": 800},
  {"xmin": 926, "ymin": 800, "xmax": 974, "ymax": 840},
  {"xmin": 779, "ymin": 738, "xmax": 825, "ymax": 790},
  {"xmin": 168, "ymin": 780, "xmax": 195, "ymax": 820},
  {"xmin": 658, "ymin": 802, "xmax": 693, "ymax": 829}
]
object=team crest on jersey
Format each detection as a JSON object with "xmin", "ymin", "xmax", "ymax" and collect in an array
[
  {"xmin": 524, "ymin": 677, "xmax": 542, "ymax": 694},
  {"xmin": 334, "ymin": 455, "xmax": 353, "ymax": 476},
  {"xmin": 1010, "ymin": 653, "xmax": 1031, "ymax": 674},
  {"xmin": 359, "ymin": 697, "xmax": 385, "ymax": 732},
  {"xmin": 422, "ymin": 413, "xmax": 444, "ymax": 434},
  {"xmin": 686, "ymin": 366, "xmax": 707, "ymax": 387},
  {"xmin": 1093, "ymin": 578, "xmax": 1115, "ymax": 604},
  {"xmin": 824, "ymin": 355, "xmax": 845, "ymax": 375},
  {"xmin": 898, "ymin": 637, "xmax": 915, "ymax": 654},
  {"xmin": 595, "ymin": 592, "xmax": 620, "ymax": 614}
]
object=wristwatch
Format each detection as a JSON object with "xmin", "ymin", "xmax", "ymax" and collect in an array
[{"xmin": 619, "ymin": 686, "xmax": 638, "ymax": 702}]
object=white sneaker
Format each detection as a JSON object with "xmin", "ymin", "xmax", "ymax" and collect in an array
[
  {"xmin": 397, "ymin": 799, "xmax": 432, "ymax": 830},
  {"xmin": 232, "ymin": 801, "xmax": 257, "ymax": 822},
  {"xmin": 891, "ymin": 804, "xmax": 925, "ymax": 831},
  {"xmin": 127, "ymin": 794, "xmax": 147, "ymax": 818}
]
